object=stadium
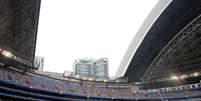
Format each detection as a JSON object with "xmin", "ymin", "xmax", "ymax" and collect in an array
[{"xmin": 0, "ymin": 0, "xmax": 201, "ymax": 101}]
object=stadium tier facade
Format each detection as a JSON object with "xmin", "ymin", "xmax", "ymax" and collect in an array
[
  {"xmin": 0, "ymin": 0, "xmax": 201, "ymax": 101},
  {"xmin": 0, "ymin": 0, "xmax": 40, "ymax": 68}
]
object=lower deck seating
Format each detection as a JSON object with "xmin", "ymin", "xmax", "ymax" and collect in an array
[{"xmin": 0, "ymin": 66, "xmax": 200, "ymax": 100}]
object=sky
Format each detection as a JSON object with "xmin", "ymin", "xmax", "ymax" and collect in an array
[{"xmin": 35, "ymin": 0, "xmax": 158, "ymax": 77}]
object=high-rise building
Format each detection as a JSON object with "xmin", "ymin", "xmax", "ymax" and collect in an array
[
  {"xmin": 73, "ymin": 58, "xmax": 95, "ymax": 80},
  {"xmin": 94, "ymin": 58, "xmax": 109, "ymax": 81},
  {"xmin": 34, "ymin": 56, "xmax": 44, "ymax": 71},
  {"xmin": 73, "ymin": 58, "xmax": 109, "ymax": 81}
]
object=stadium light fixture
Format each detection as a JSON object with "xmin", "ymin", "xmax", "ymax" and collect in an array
[
  {"xmin": 83, "ymin": 77, "xmax": 87, "ymax": 80},
  {"xmin": 171, "ymin": 76, "xmax": 179, "ymax": 80},
  {"xmin": 88, "ymin": 78, "xmax": 92, "ymax": 81},
  {"xmin": 75, "ymin": 75, "xmax": 80, "ymax": 78},
  {"xmin": 193, "ymin": 72, "xmax": 199, "ymax": 77},
  {"xmin": 2, "ymin": 50, "xmax": 13, "ymax": 58},
  {"xmin": 180, "ymin": 75, "xmax": 187, "ymax": 79}
]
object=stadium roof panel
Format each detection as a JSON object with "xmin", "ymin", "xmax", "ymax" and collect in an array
[
  {"xmin": 116, "ymin": 0, "xmax": 201, "ymax": 82},
  {"xmin": 115, "ymin": 0, "xmax": 172, "ymax": 79}
]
